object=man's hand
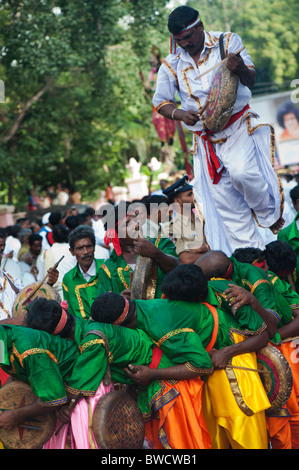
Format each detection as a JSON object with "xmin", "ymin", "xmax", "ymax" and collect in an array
[
  {"xmin": 226, "ymin": 52, "xmax": 246, "ymax": 74},
  {"xmin": 223, "ymin": 283, "xmax": 254, "ymax": 310},
  {"xmin": 121, "ymin": 289, "xmax": 131, "ymax": 301},
  {"xmin": 47, "ymin": 267, "xmax": 59, "ymax": 286},
  {"xmin": 133, "ymin": 237, "xmax": 159, "ymax": 259},
  {"xmin": 57, "ymin": 405, "xmax": 72, "ymax": 425},
  {"xmin": 182, "ymin": 110, "xmax": 200, "ymax": 126},
  {"xmin": 0, "ymin": 409, "xmax": 18, "ymax": 430},
  {"xmin": 209, "ymin": 347, "xmax": 232, "ymax": 369},
  {"xmin": 124, "ymin": 364, "xmax": 155, "ymax": 385}
]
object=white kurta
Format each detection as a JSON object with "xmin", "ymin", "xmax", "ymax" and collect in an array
[{"xmin": 153, "ymin": 31, "xmax": 283, "ymax": 255}]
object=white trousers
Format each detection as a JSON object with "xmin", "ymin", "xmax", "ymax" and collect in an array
[{"xmin": 193, "ymin": 112, "xmax": 283, "ymax": 256}]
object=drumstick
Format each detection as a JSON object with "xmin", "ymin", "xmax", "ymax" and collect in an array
[
  {"xmin": 21, "ymin": 255, "xmax": 65, "ymax": 306},
  {"xmin": 19, "ymin": 424, "xmax": 43, "ymax": 431},
  {"xmin": 54, "ymin": 392, "xmax": 83, "ymax": 436},
  {"xmin": 226, "ymin": 364, "xmax": 270, "ymax": 375},
  {"xmin": 195, "ymin": 46, "xmax": 245, "ymax": 80}
]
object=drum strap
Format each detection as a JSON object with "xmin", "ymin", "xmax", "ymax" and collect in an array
[
  {"xmin": 84, "ymin": 330, "xmax": 112, "ymax": 386},
  {"xmin": 202, "ymin": 302, "xmax": 219, "ymax": 352},
  {"xmin": 219, "ymin": 33, "xmax": 225, "ymax": 60}
]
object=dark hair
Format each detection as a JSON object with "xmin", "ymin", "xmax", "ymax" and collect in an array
[
  {"xmin": 84, "ymin": 207, "xmax": 95, "ymax": 218},
  {"xmin": 162, "ymin": 264, "xmax": 208, "ymax": 302},
  {"xmin": 0, "ymin": 228, "xmax": 6, "ymax": 240},
  {"xmin": 68, "ymin": 225, "xmax": 95, "ymax": 250},
  {"xmin": 25, "ymin": 297, "xmax": 74, "ymax": 339},
  {"xmin": 65, "ymin": 215, "xmax": 79, "ymax": 230},
  {"xmin": 103, "ymin": 201, "xmax": 131, "ymax": 232},
  {"xmin": 52, "ymin": 224, "xmax": 69, "ymax": 243},
  {"xmin": 277, "ymin": 101, "xmax": 299, "ymax": 129},
  {"xmin": 232, "ymin": 247, "xmax": 265, "ymax": 264},
  {"xmin": 6, "ymin": 224, "xmax": 22, "ymax": 238},
  {"xmin": 77, "ymin": 213, "xmax": 89, "ymax": 225},
  {"xmin": 49, "ymin": 212, "xmax": 62, "ymax": 226},
  {"xmin": 265, "ymin": 240, "xmax": 297, "ymax": 274},
  {"xmin": 91, "ymin": 292, "xmax": 134, "ymax": 326},
  {"xmin": 168, "ymin": 6, "xmax": 200, "ymax": 35},
  {"xmin": 290, "ymin": 184, "xmax": 299, "ymax": 203},
  {"xmin": 143, "ymin": 195, "xmax": 170, "ymax": 216},
  {"xmin": 28, "ymin": 233, "xmax": 42, "ymax": 246}
]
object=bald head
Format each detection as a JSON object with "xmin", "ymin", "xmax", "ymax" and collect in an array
[{"xmin": 195, "ymin": 250, "xmax": 230, "ymax": 279}]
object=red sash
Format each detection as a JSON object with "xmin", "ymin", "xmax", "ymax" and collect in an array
[{"xmin": 195, "ymin": 104, "xmax": 250, "ymax": 184}]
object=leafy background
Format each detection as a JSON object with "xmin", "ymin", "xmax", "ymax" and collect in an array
[{"xmin": 0, "ymin": 0, "xmax": 298, "ymax": 209}]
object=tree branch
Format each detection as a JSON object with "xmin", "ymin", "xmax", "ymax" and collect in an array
[{"xmin": 0, "ymin": 78, "xmax": 53, "ymax": 144}]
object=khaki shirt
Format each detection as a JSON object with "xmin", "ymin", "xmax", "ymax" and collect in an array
[{"xmin": 162, "ymin": 212, "xmax": 204, "ymax": 255}]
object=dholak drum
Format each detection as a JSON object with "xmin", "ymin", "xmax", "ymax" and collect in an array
[
  {"xmin": 204, "ymin": 62, "xmax": 239, "ymax": 132},
  {"xmin": 92, "ymin": 391, "xmax": 145, "ymax": 449},
  {"xmin": 0, "ymin": 380, "xmax": 56, "ymax": 449},
  {"xmin": 130, "ymin": 255, "xmax": 157, "ymax": 300},
  {"xmin": 257, "ymin": 345, "xmax": 293, "ymax": 416},
  {"xmin": 13, "ymin": 282, "xmax": 61, "ymax": 318}
]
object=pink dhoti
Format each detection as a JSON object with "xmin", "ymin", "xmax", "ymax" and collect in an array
[{"xmin": 43, "ymin": 382, "xmax": 114, "ymax": 449}]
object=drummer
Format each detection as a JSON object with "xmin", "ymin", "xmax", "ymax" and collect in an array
[
  {"xmin": 25, "ymin": 297, "xmax": 212, "ymax": 450},
  {"xmin": 90, "ymin": 278, "xmax": 271, "ymax": 449},
  {"xmin": 232, "ymin": 245, "xmax": 299, "ymax": 449},
  {"xmin": 152, "ymin": 5, "xmax": 284, "ymax": 255},
  {"xmin": 0, "ymin": 323, "xmax": 80, "ymax": 433},
  {"xmin": 96, "ymin": 201, "xmax": 179, "ymax": 299}
]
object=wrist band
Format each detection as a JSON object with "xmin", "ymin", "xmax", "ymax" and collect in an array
[{"xmin": 171, "ymin": 108, "xmax": 178, "ymax": 120}]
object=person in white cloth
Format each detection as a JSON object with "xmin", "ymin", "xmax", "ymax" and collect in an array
[{"xmin": 152, "ymin": 5, "xmax": 284, "ymax": 255}]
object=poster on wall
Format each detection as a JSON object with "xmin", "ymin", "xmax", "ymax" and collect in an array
[{"xmin": 251, "ymin": 91, "xmax": 299, "ymax": 168}]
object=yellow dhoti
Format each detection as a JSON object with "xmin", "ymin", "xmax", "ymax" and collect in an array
[{"xmin": 202, "ymin": 332, "xmax": 271, "ymax": 449}]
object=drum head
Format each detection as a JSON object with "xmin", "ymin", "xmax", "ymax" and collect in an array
[
  {"xmin": 13, "ymin": 283, "xmax": 61, "ymax": 318},
  {"xmin": 205, "ymin": 63, "xmax": 239, "ymax": 132},
  {"xmin": 0, "ymin": 380, "xmax": 56, "ymax": 449},
  {"xmin": 257, "ymin": 345, "xmax": 293, "ymax": 416},
  {"xmin": 92, "ymin": 391, "xmax": 145, "ymax": 449}
]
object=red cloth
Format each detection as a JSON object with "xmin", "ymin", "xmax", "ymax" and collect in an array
[{"xmin": 196, "ymin": 104, "xmax": 250, "ymax": 184}]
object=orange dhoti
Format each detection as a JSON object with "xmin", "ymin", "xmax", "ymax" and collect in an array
[
  {"xmin": 267, "ymin": 339, "xmax": 299, "ymax": 449},
  {"xmin": 144, "ymin": 377, "xmax": 211, "ymax": 449}
]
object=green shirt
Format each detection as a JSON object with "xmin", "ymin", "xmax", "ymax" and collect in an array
[
  {"xmin": 230, "ymin": 257, "xmax": 280, "ymax": 324},
  {"xmin": 69, "ymin": 318, "xmax": 177, "ymax": 416},
  {"xmin": 277, "ymin": 212, "xmax": 299, "ymax": 292},
  {"xmin": 96, "ymin": 235, "xmax": 179, "ymax": 299},
  {"xmin": 62, "ymin": 258, "xmax": 104, "ymax": 319},
  {"xmin": 134, "ymin": 298, "xmax": 265, "ymax": 375},
  {"xmin": 267, "ymin": 271, "xmax": 297, "ymax": 328},
  {"xmin": 207, "ymin": 279, "xmax": 268, "ymax": 333},
  {"xmin": 0, "ymin": 325, "xmax": 78, "ymax": 406}
]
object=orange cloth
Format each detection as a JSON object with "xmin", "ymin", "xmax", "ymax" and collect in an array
[
  {"xmin": 267, "ymin": 341, "xmax": 299, "ymax": 449},
  {"xmin": 145, "ymin": 377, "xmax": 211, "ymax": 449}
]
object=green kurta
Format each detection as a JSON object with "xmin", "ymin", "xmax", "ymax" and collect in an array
[
  {"xmin": 67, "ymin": 318, "xmax": 179, "ymax": 417},
  {"xmin": 0, "ymin": 325, "xmax": 78, "ymax": 407},
  {"xmin": 267, "ymin": 271, "xmax": 297, "ymax": 329},
  {"xmin": 277, "ymin": 212, "xmax": 299, "ymax": 292},
  {"xmin": 230, "ymin": 257, "xmax": 280, "ymax": 324},
  {"xmin": 133, "ymin": 298, "xmax": 265, "ymax": 375},
  {"xmin": 207, "ymin": 279, "xmax": 268, "ymax": 333},
  {"xmin": 96, "ymin": 235, "xmax": 179, "ymax": 299},
  {"xmin": 62, "ymin": 258, "xmax": 104, "ymax": 319}
]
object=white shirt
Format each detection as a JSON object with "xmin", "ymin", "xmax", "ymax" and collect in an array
[
  {"xmin": 0, "ymin": 270, "xmax": 18, "ymax": 319},
  {"xmin": 78, "ymin": 259, "xmax": 96, "ymax": 282},
  {"xmin": 153, "ymin": 31, "xmax": 254, "ymax": 134}
]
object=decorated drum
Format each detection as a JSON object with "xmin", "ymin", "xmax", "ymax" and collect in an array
[
  {"xmin": 92, "ymin": 390, "xmax": 145, "ymax": 449},
  {"xmin": 204, "ymin": 62, "xmax": 239, "ymax": 132},
  {"xmin": 257, "ymin": 345, "xmax": 293, "ymax": 416},
  {"xmin": 130, "ymin": 255, "xmax": 157, "ymax": 300},
  {"xmin": 0, "ymin": 380, "xmax": 56, "ymax": 449},
  {"xmin": 13, "ymin": 282, "xmax": 61, "ymax": 318}
]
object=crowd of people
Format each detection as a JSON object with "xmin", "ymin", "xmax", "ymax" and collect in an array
[
  {"xmin": 0, "ymin": 172, "xmax": 297, "ymax": 450},
  {"xmin": 0, "ymin": 4, "xmax": 298, "ymax": 451}
]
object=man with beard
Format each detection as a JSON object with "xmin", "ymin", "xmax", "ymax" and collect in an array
[
  {"xmin": 162, "ymin": 175, "xmax": 208, "ymax": 263},
  {"xmin": 62, "ymin": 225, "xmax": 105, "ymax": 319}
]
